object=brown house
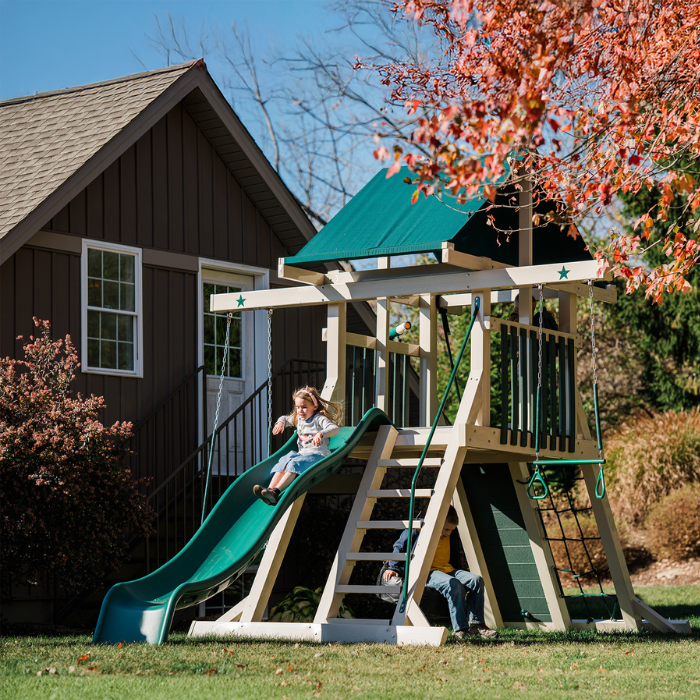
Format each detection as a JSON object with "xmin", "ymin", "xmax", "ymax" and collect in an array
[{"xmin": 0, "ymin": 60, "xmax": 375, "ymax": 622}]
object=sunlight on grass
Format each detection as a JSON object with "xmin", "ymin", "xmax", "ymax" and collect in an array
[{"xmin": 2, "ymin": 585, "xmax": 699, "ymax": 699}]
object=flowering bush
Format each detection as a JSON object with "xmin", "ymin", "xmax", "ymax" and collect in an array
[{"xmin": 0, "ymin": 319, "xmax": 153, "ymax": 594}]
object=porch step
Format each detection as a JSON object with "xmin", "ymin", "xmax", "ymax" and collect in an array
[
  {"xmin": 367, "ymin": 489, "xmax": 434, "ymax": 498},
  {"xmin": 357, "ymin": 520, "xmax": 422, "ymax": 529}
]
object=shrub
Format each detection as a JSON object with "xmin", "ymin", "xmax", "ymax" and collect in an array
[
  {"xmin": 605, "ymin": 409, "xmax": 700, "ymax": 526},
  {"xmin": 645, "ymin": 484, "xmax": 700, "ymax": 561},
  {"xmin": 268, "ymin": 586, "xmax": 353, "ymax": 622},
  {"xmin": 0, "ymin": 319, "xmax": 153, "ymax": 595}
]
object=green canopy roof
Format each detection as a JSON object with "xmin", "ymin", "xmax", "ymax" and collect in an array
[{"xmin": 286, "ymin": 166, "xmax": 591, "ymax": 267}]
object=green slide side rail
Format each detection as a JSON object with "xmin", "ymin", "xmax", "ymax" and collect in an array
[{"xmin": 93, "ymin": 408, "xmax": 392, "ymax": 645}]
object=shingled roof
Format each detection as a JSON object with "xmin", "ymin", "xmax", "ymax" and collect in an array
[{"xmin": 0, "ymin": 60, "xmax": 317, "ymax": 264}]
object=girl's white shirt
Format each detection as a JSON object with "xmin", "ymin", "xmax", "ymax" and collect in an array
[{"xmin": 276, "ymin": 413, "xmax": 340, "ymax": 456}]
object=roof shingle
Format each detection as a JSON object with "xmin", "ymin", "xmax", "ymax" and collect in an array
[{"xmin": 0, "ymin": 62, "xmax": 196, "ymax": 241}]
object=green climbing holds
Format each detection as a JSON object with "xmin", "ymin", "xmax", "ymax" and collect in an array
[
  {"xmin": 595, "ymin": 463, "xmax": 606, "ymax": 499},
  {"xmin": 527, "ymin": 466, "xmax": 548, "ymax": 500}
]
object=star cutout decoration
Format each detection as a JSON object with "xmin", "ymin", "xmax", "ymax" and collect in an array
[
  {"xmin": 557, "ymin": 266, "xmax": 570, "ymax": 280},
  {"xmin": 236, "ymin": 295, "xmax": 246, "ymax": 307}
]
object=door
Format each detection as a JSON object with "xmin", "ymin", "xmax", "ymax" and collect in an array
[{"xmin": 201, "ymin": 269, "xmax": 255, "ymax": 475}]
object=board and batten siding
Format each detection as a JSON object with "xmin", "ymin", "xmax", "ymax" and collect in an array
[{"xmin": 1, "ymin": 97, "xmax": 326, "ymax": 434}]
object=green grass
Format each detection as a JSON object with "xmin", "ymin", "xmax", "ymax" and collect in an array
[{"xmin": 2, "ymin": 585, "xmax": 699, "ymax": 699}]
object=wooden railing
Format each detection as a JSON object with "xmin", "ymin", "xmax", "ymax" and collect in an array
[{"xmin": 493, "ymin": 319, "xmax": 577, "ymax": 453}]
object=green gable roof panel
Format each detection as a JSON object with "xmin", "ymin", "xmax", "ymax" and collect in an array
[{"xmin": 285, "ymin": 166, "xmax": 592, "ymax": 267}]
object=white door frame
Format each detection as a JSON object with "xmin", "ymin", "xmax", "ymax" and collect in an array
[{"xmin": 197, "ymin": 259, "xmax": 270, "ymax": 454}]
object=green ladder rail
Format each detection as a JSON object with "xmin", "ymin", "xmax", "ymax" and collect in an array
[{"xmin": 399, "ymin": 296, "xmax": 481, "ymax": 614}]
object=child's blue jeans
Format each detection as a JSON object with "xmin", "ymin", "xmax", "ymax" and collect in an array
[{"xmin": 425, "ymin": 569, "xmax": 485, "ymax": 632}]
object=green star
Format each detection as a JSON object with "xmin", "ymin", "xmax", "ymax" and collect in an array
[
  {"xmin": 558, "ymin": 266, "xmax": 570, "ymax": 280},
  {"xmin": 236, "ymin": 295, "xmax": 246, "ymax": 307}
]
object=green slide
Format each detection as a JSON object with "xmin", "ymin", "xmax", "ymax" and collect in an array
[{"xmin": 93, "ymin": 408, "xmax": 391, "ymax": 645}]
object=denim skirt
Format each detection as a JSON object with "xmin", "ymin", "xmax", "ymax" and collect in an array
[{"xmin": 270, "ymin": 452, "xmax": 325, "ymax": 475}]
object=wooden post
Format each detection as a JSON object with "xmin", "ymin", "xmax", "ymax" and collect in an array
[
  {"xmin": 375, "ymin": 298, "xmax": 390, "ymax": 412},
  {"xmin": 453, "ymin": 478, "xmax": 503, "ymax": 628},
  {"xmin": 419, "ymin": 294, "xmax": 437, "ymax": 425},
  {"xmin": 510, "ymin": 462, "xmax": 572, "ymax": 630},
  {"xmin": 239, "ymin": 496, "xmax": 307, "ymax": 622},
  {"xmin": 518, "ymin": 169, "xmax": 533, "ymax": 326},
  {"xmin": 322, "ymin": 303, "xmax": 347, "ymax": 404},
  {"xmin": 471, "ymin": 290, "xmax": 491, "ymax": 426}
]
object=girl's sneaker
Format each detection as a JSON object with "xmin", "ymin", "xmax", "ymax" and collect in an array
[{"xmin": 253, "ymin": 485, "xmax": 280, "ymax": 505}]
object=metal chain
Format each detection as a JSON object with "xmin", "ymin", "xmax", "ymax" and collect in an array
[
  {"xmin": 536, "ymin": 284, "xmax": 544, "ymax": 460},
  {"xmin": 267, "ymin": 308, "xmax": 274, "ymax": 432},
  {"xmin": 202, "ymin": 312, "xmax": 232, "ymax": 524},
  {"xmin": 212, "ymin": 313, "xmax": 232, "ymax": 434}
]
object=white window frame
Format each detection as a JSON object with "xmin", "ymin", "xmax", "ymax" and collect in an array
[{"xmin": 80, "ymin": 239, "xmax": 144, "ymax": 378}]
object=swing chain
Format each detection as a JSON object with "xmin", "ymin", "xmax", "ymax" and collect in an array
[
  {"xmin": 267, "ymin": 308, "xmax": 274, "ymax": 434},
  {"xmin": 212, "ymin": 313, "xmax": 232, "ymax": 436},
  {"xmin": 202, "ymin": 312, "xmax": 232, "ymax": 524}
]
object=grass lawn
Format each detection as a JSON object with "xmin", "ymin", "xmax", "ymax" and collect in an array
[{"xmin": 2, "ymin": 585, "xmax": 699, "ymax": 700}]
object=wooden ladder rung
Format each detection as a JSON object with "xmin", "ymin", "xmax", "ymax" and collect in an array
[
  {"xmin": 357, "ymin": 520, "xmax": 423, "ymax": 529},
  {"xmin": 367, "ymin": 489, "xmax": 434, "ymax": 498},
  {"xmin": 377, "ymin": 458, "xmax": 443, "ymax": 467},
  {"xmin": 335, "ymin": 585, "xmax": 397, "ymax": 595},
  {"xmin": 345, "ymin": 552, "xmax": 407, "ymax": 561}
]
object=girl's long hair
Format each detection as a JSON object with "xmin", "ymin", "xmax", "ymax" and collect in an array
[{"xmin": 288, "ymin": 386, "xmax": 343, "ymax": 427}]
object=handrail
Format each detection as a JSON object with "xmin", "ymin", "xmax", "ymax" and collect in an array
[
  {"xmin": 124, "ymin": 364, "xmax": 205, "ymax": 441},
  {"xmin": 145, "ymin": 357, "xmax": 327, "ymax": 506},
  {"xmin": 399, "ymin": 296, "xmax": 481, "ymax": 613}
]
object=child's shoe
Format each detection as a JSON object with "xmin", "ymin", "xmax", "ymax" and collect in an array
[
  {"xmin": 468, "ymin": 623, "xmax": 498, "ymax": 639},
  {"xmin": 253, "ymin": 485, "xmax": 280, "ymax": 505},
  {"xmin": 261, "ymin": 487, "xmax": 280, "ymax": 505}
]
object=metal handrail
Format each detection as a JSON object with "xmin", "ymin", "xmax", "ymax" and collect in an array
[
  {"xmin": 399, "ymin": 297, "xmax": 481, "ymax": 613},
  {"xmin": 145, "ymin": 358, "xmax": 327, "ymax": 506}
]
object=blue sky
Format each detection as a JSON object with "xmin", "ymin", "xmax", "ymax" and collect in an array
[{"xmin": 0, "ymin": 0, "xmax": 336, "ymax": 100}]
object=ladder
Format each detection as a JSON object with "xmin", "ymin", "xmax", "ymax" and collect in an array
[{"xmin": 314, "ymin": 422, "xmax": 467, "ymax": 628}]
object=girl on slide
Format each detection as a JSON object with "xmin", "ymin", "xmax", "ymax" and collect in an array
[{"xmin": 253, "ymin": 386, "xmax": 342, "ymax": 505}]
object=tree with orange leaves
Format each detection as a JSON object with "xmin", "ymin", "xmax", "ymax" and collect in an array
[{"xmin": 369, "ymin": 0, "xmax": 700, "ymax": 303}]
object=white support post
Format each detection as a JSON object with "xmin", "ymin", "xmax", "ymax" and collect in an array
[
  {"xmin": 375, "ymin": 298, "xmax": 390, "ymax": 412},
  {"xmin": 419, "ymin": 294, "xmax": 438, "ymax": 425},
  {"xmin": 470, "ymin": 290, "xmax": 491, "ymax": 426},
  {"xmin": 453, "ymin": 478, "xmax": 503, "ymax": 629},
  {"xmin": 322, "ymin": 303, "xmax": 347, "ymax": 404},
  {"xmin": 510, "ymin": 462, "xmax": 572, "ymax": 630},
  {"xmin": 239, "ymin": 496, "xmax": 307, "ymax": 622}
]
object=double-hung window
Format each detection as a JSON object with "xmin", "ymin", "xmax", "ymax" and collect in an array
[{"xmin": 81, "ymin": 240, "xmax": 143, "ymax": 376}]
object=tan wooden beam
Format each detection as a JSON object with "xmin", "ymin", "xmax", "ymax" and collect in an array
[
  {"xmin": 210, "ymin": 260, "xmax": 611, "ymax": 313},
  {"xmin": 453, "ymin": 478, "xmax": 503, "ymax": 629},
  {"xmin": 419, "ymin": 294, "xmax": 438, "ymax": 425},
  {"xmin": 510, "ymin": 462, "xmax": 572, "ymax": 630},
  {"xmin": 322, "ymin": 303, "xmax": 347, "ymax": 405},
  {"xmin": 549, "ymin": 282, "xmax": 617, "ymax": 304},
  {"xmin": 441, "ymin": 242, "xmax": 511, "ymax": 270},
  {"xmin": 277, "ymin": 259, "xmax": 328, "ymax": 286},
  {"xmin": 240, "ymin": 496, "xmax": 307, "ymax": 622}
]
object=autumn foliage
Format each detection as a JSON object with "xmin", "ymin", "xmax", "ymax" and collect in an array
[
  {"xmin": 0, "ymin": 319, "xmax": 152, "ymax": 595},
  {"xmin": 371, "ymin": 0, "xmax": 700, "ymax": 302}
]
